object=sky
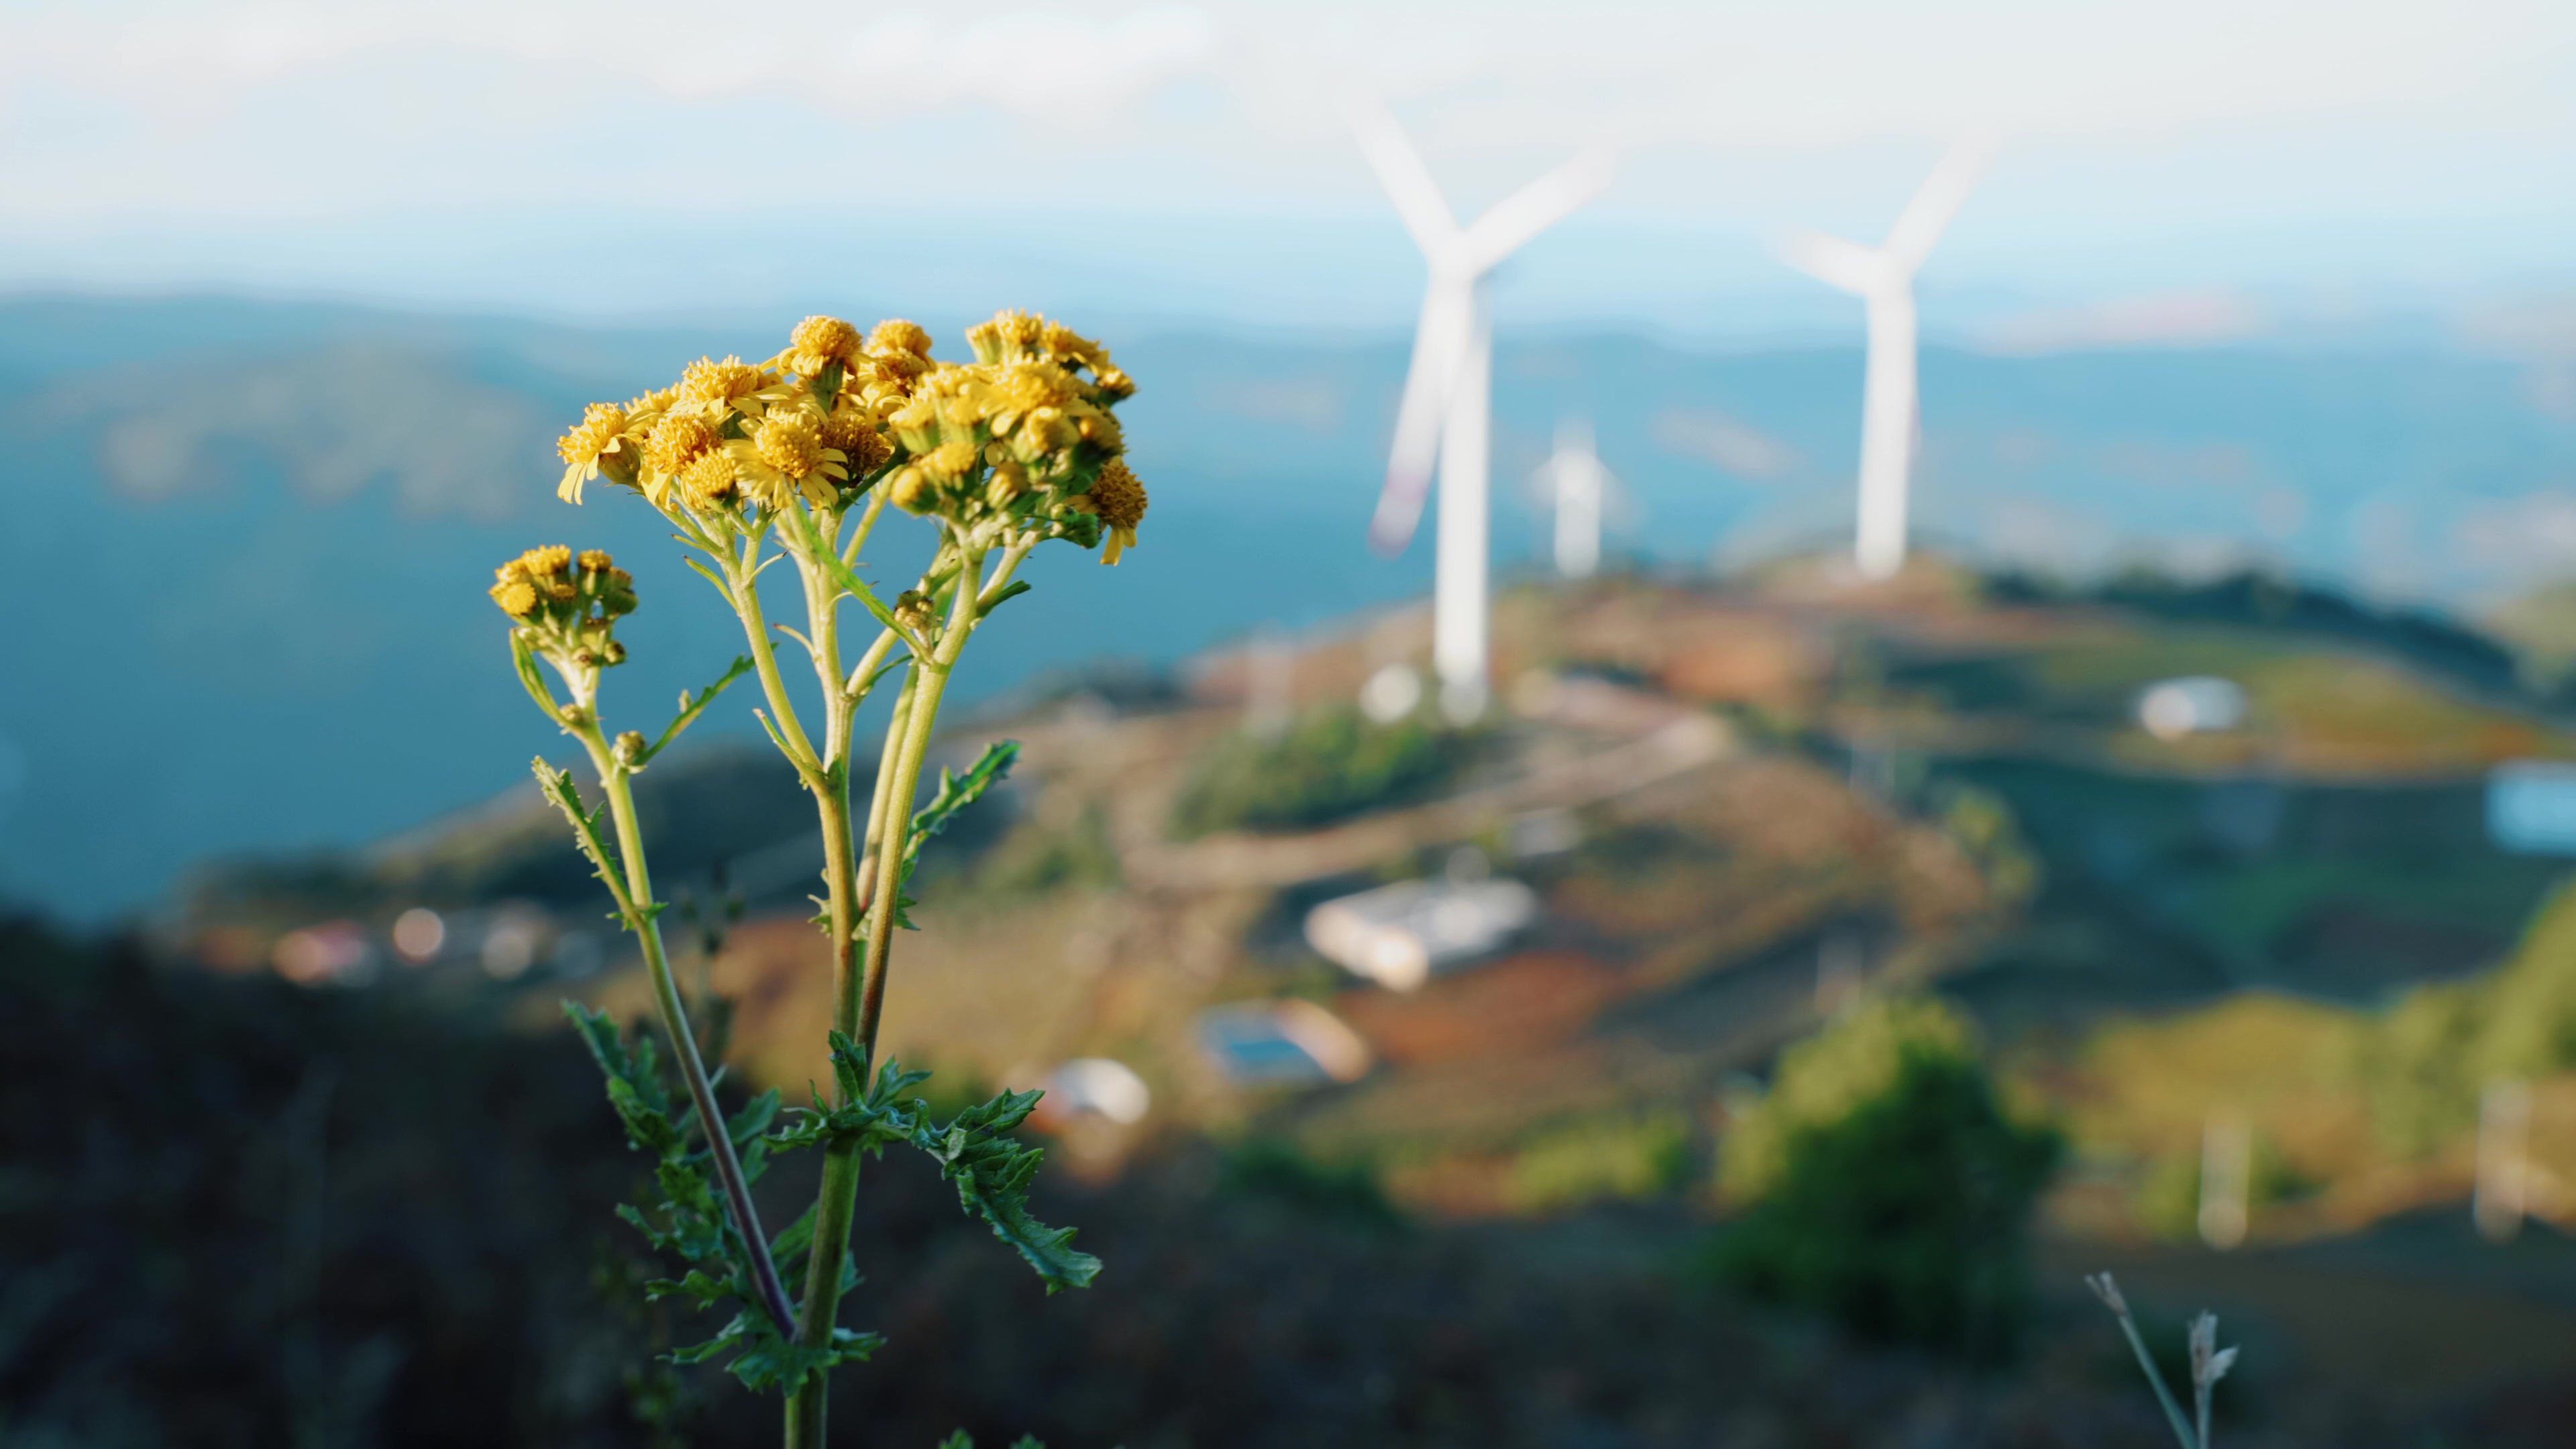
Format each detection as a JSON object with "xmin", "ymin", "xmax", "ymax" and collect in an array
[{"xmin": 1, "ymin": 0, "xmax": 2573, "ymax": 336}]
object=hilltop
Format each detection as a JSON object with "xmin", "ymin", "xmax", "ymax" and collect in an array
[{"xmin": 176, "ymin": 561, "xmax": 2576, "ymax": 1216}]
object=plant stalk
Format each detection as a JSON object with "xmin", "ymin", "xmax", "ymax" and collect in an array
[
  {"xmin": 593, "ymin": 743, "xmax": 798, "ymax": 1340},
  {"xmin": 785, "ymin": 543, "xmax": 994, "ymax": 1449}
]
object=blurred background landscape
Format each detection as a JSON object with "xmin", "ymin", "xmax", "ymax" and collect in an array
[{"xmin": 7, "ymin": 3, "xmax": 2576, "ymax": 1446}]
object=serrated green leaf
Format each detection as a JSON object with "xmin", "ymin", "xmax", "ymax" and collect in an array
[
  {"xmin": 643, "ymin": 655, "xmax": 753, "ymax": 763},
  {"xmin": 908, "ymin": 1087, "xmax": 1100, "ymax": 1293},
  {"xmin": 645, "ymin": 1269, "xmax": 734, "ymax": 1306},
  {"xmin": 904, "ymin": 741, "xmax": 1018, "ymax": 876},
  {"xmin": 534, "ymin": 760, "xmax": 631, "ymax": 915},
  {"xmin": 728, "ymin": 1088, "xmax": 781, "ymax": 1146}
]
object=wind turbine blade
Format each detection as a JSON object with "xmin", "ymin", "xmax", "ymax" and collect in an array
[
  {"xmin": 1457, "ymin": 149, "xmax": 1615, "ymax": 276},
  {"xmin": 1882, "ymin": 135, "xmax": 1997, "ymax": 271},
  {"xmin": 1348, "ymin": 96, "xmax": 1460, "ymax": 256},
  {"xmin": 1776, "ymin": 229, "xmax": 1886, "ymax": 296},
  {"xmin": 1369, "ymin": 280, "xmax": 1473, "ymax": 555}
]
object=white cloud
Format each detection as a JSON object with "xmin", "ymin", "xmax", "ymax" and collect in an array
[{"xmin": 0, "ymin": 0, "xmax": 2571, "ymax": 317}]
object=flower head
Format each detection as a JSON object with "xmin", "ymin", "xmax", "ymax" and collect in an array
[
  {"xmin": 787, "ymin": 315, "xmax": 863, "ymax": 377},
  {"xmin": 679, "ymin": 449, "xmax": 741, "ymax": 508},
  {"xmin": 755, "ymin": 413, "xmax": 829, "ymax": 479},
  {"xmin": 492, "ymin": 578, "xmax": 540, "ymax": 616},
  {"xmin": 737, "ymin": 412, "xmax": 849, "ymax": 506},
  {"xmin": 556, "ymin": 402, "xmax": 629, "ymax": 503},
  {"xmin": 490, "ymin": 545, "xmax": 637, "ymax": 676},
  {"xmin": 966, "ymin": 308, "xmax": 1048, "ymax": 366},
  {"xmin": 533, "ymin": 308, "xmax": 1140, "ymax": 563},
  {"xmin": 820, "ymin": 409, "xmax": 892, "ymax": 478},
  {"xmin": 868, "ymin": 319, "xmax": 933, "ymax": 358},
  {"xmin": 644, "ymin": 412, "xmax": 718, "ymax": 480},
  {"xmin": 678, "ymin": 354, "xmax": 780, "ymax": 419},
  {"xmin": 1071, "ymin": 458, "xmax": 1147, "ymax": 565}
]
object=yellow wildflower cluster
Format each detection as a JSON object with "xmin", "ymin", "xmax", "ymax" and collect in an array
[
  {"xmin": 489, "ymin": 545, "xmax": 637, "ymax": 670},
  {"xmin": 549, "ymin": 309, "xmax": 1146, "ymax": 564}
]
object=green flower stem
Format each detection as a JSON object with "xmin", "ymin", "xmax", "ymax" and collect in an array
[
  {"xmin": 729, "ymin": 526, "xmax": 824, "ymax": 780},
  {"xmin": 841, "ymin": 490, "xmax": 888, "ymax": 570},
  {"xmin": 786, "ymin": 537, "xmax": 1006, "ymax": 1449},
  {"xmin": 584, "ymin": 732, "xmax": 799, "ymax": 1341}
]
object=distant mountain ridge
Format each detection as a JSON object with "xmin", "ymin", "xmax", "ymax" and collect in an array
[{"xmin": 4, "ymin": 293, "xmax": 2574, "ymax": 917}]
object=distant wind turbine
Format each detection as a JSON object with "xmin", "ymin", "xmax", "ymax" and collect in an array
[
  {"xmin": 1530, "ymin": 419, "xmax": 1616, "ymax": 580},
  {"xmin": 1356, "ymin": 100, "xmax": 1613, "ymax": 722},
  {"xmin": 1779, "ymin": 138, "xmax": 1996, "ymax": 582}
]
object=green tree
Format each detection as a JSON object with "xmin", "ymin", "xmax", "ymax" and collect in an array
[{"xmin": 1712, "ymin": 997, "xmax": 2060, "ymax": 1360}]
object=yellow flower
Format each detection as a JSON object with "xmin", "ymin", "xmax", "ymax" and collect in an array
[
  {"xmin": 679, "ymin": 449, "xmax": 741, "ymax": 509},
  {"xmin": 491, "ymin": 578, "xmax": 540, "ymax": 616},
  {"xmin": 488, "ymin": 544, "xmax": 635, "ymax": 672},
  {"xmin": 753, "ymin": 413, "xmax": 828, "ymax": 478},
  {"xmin": 820, "ymin": 409, "xmax": 893, "ymax": 477},
  {"xmin": 643, "ymin": 413, "xmax": 718, "ymax": 480},
  {"xmin": 787, "ymin": 315, "xmax": 863, "ymax": 377},
  {"xmin": 966, "ymin": 308, "xmax": 1048, "ymax": 365},
  {"xmin": 678, "ymin": 354, "xmax": 783, "ymax": 419},
  {"xmin": 888, "ymin": 392, "xmax": 943, "ymax": 453},
  {"xmin": 1075, "ymin": 459, "xmax": 1147, "ymax": 566},
  {"xmin": 985, "ymin": 458, "xmax": 1030, "ymax": 506},
  {"xmin": 1041, "ymin": 320, "xmax": 1100, "ymax": 366},
  {"xmin": 739, "ymin": 413, "xmax": 849, "ymax": 506},
  {"xmin": 556, "ymin": 402, "xmax": 628, "ymax": 504},
  {"xmin": 867, "ymin": 319, "xmax": 933, "ymax": 358},
  {"xmin": 886, "ymin": 466, "xmax": 938, "ymax": 515},
  {"xmin": 922, "ymin": 438, "xmax": 979, "ymax": 483}
]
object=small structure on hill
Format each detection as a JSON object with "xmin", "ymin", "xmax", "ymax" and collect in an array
[
  {"xmin": 1195, "ymin": 1000, "xmax": 1373, "ymax": 1087},
  {"xmin": 1042, "ymin": 1057, "xmax": 1152, "ymax": 1126},
  {"xmin": 1303, "ymin": 874, "xmax": 1542, "ymax": 991},
  {"xmin": 2136, "ymin": 676, "xmax": 2248, "ymax": 740},
  {"xmin": 2488, "ymin": 760, "xmax": 2576, "ymax": 854}
]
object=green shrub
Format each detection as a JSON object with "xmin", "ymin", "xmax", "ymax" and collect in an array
[
  {"xmin": 1710, "ymin": 996, "xmax": 2061, "ymax": 1360},
  {"xmin": 1506, "ymin": 1111, "xmax": 1694, "ymax": 1214},
  {"xmin": 976, "ymin": 804, "xmax": 1121, "ymax": 898},
  {"xmin": 1934, "ymin": 783, "xmax": 2042, "ymax": 910},
  {"xmin": 1215, "ymin": 1138, "xmax": 1405, "ymax": 1230},
  {"xmin": 1169, "ymin": 706, "xmax": 1458, "ymax": 838},
  {"xmin": 2367, "ymin": 876, "xmax": 2576, "ymax": 1153}
]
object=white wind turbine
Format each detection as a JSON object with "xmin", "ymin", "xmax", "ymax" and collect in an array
[
  {"xmin": 1530, "ymin": 418, "xmax": 1616, "ymax": 580},
  {"xmin": 1780, "ymin": 138, "xmax": 1996, "ymax": 582},
  {"xmin": 1356, "ymin": 101, "xmax": 1613, "ymax": 723}
]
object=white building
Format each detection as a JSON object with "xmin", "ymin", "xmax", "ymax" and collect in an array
[
  {"xmin": 1195, "ymin": 1000, "xmax": 1373, "ymax": 1087},
  {"xmin": 2137, "ymin": 676, "xmax": 2248, "ymax": 741},
  {"xmin": 1303, "ymin": 876, "xmax": 1541, "ymax": 991}
]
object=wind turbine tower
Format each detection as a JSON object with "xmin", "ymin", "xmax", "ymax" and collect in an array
[
  {"xmin": 1533, "ymin": 419, "xmax": 1615, "ymax": 580},
  {"xmin": 1780, "ymin": 138, "xmax": 1995, "ymax": 582},
  {"xmin": 1356, "ymin": 102, "xmax": 1612, "ymax": 722}
]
